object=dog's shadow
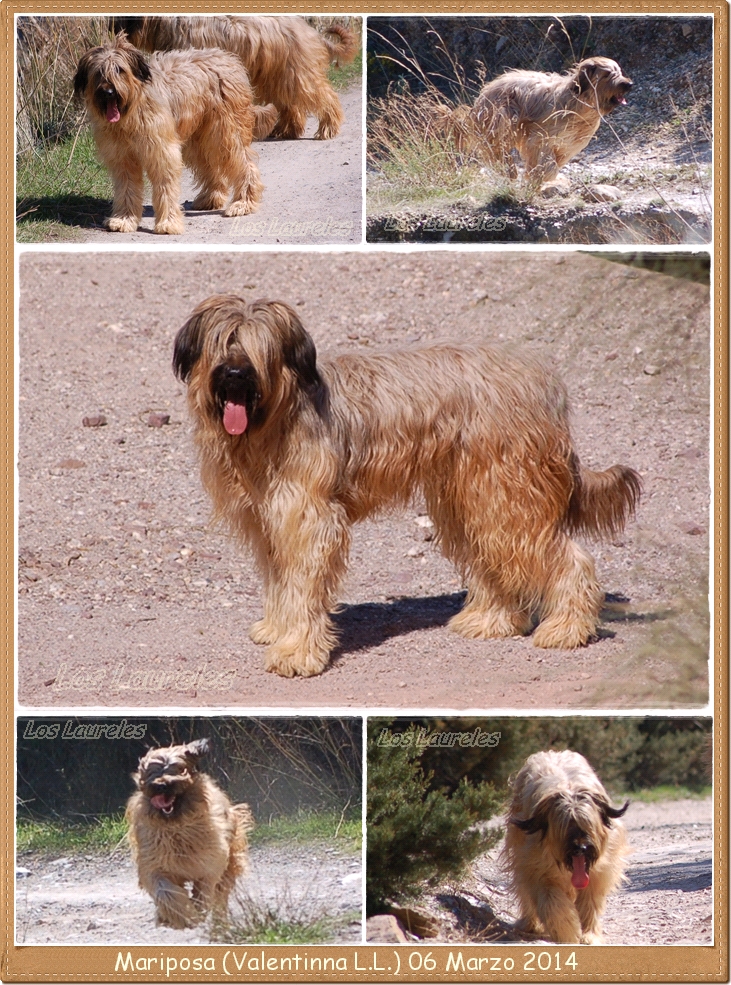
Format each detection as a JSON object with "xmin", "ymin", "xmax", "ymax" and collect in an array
[
  {"xmin": 16, "ymin": 195, "xmax": 111, "ymax": 230},
  {"xmin": 331, "ymin": 591, "xmax": 466, "ymax": 658}
]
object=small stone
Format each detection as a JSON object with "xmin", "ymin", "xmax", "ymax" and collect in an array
[
  {"xmin": 366, "ymin": 915, "xmax": 408, "ymax": 943},
  {"xmin": 677, "ymin": 447, "xmax": 701, "ymax": 460},
  {"xmin": 56, "ymin": 459, "xmax": 86, "ymax": 469},
  {"xmin": 605, "ymin": 351, "xmax": 618, "ymax": 361},
  {"xmin": 678, "ymin": 521, "xmax": 705, "ymax": 536},
  {"xmin": 82, "ymin": 414, "xmax": 107, "ymax": 427},
  {"xmin": 643, "ymin": 365, "xmax": 661, "ymax": 376},
  {"xmin": 147, "ymin": 412, "xmax": 170, "ymax": 428},
  {"xmin": 587, "ymin": 184, "xmax": 621, "ymax": 202}
]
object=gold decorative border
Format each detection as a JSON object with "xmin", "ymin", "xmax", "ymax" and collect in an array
[{"xmin": 2, "ymin": 1, "xmax": 727, "ymax": 981}]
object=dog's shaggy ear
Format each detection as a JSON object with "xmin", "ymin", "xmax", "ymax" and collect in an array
[
  {"xmin": 252, "ymin": 300, "xmax": 328, "ymax": 410},
  {"xmin": 593, "ymin": 795, "xmax": 629, "ymax": 826},
  {"xmin": 577, "ymin": 59, "xmax": 602, "ymax": 93},
  {"xmin": 173, "ymin": 310, "xmax": 208, "ymax": 382},
  {"xmin": 183, "ymin": 738, "xmax": 210, "ymax": 761},
  {"xmin": 117, "ymin": 35, "xmax": 152, "ymax": 83},
  {"xmin": 73, "ymin": 50, "xmax": 94, "ymax": 99},
  {"xmin": 510, "ymin": 810, "xmax": 549, "ymax": 838}
]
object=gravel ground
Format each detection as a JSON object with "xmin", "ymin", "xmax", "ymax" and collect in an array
[
  {"xmin": 18, "ymin": 251, "xmax": 710, "ymax": 709},
  {"xmin": 16, "ymin": 840, "xmax": 362, "ymax": 945},
  {"xmin": 390, "ymin": 797, "xmax": 713, "ymax": 946}
]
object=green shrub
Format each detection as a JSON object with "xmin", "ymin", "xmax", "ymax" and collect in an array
[{"xmin": 366, "ymin": 721, "xmax": 501, "ymax": 914}]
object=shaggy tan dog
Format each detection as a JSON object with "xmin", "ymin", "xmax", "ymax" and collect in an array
[
  {"xmin": 113, "ymin": 16, "xmax": 359, "ymax": 139},
  {"xmin": 74, "ymin": 34, "xmax": 276, "ymax": 235},
  {"xmin": 460, "ymin": 57, "xmax": 632, "ymax": 185},
  {"xmin": 503, "ymin": 750, "xmax": 629, "ymax": 944},
  {"xmin": 126, "ymin": 738, "xmax": 253, "ymax": 928},
  {"xmin": 173, "ymin": 295, "xmax": 641, "ymax": 678}
]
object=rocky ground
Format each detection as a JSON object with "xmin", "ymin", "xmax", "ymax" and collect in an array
[
  {"xmin": 16, "ymin": 840, "xmax": 362, "ymax": 945},
  {"xmin": 18, "ymin": 251, "xmax": 710, "ymax": 710}
]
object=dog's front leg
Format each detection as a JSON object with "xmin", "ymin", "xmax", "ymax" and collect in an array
[
  {"xmin": 148, "ymin": 873, "xmax": 199, "ymax": 928},
  {"xmin": 262, "ymin": 494, "xmax": 350, "ymax": 677},
  {"xmin": 105, "ymin": 153, "xmax": 144, "ymax": 233},
  {"xmin": 146, "ymin": 140, "xmax": 186, "ymax": 235},
  {"xmin": 534, "ymin": 886, "xmax": 582, "ymax": 944}
]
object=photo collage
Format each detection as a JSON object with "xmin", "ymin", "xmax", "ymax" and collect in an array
[{"xmin": 7, "ymin": 6, "xmax": 725, "ymax": 983}]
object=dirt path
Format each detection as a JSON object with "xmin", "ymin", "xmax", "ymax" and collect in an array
[
  {"xmin": 16, "ymin": 841, "xmax": 362, "ymax": 945},
  {"xmin": 78, "ymin": 86, "xmax": 361, "ymax": 246},
  {"xmin": 398, "ymin": 797, "xmax": 712, "ymax": 945},
  {"xmin": 18, "ymin": 251, "xmax": 709, "ymax": 709}
]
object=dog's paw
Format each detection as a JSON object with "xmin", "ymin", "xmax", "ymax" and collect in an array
[
  {"xmin": 314, "ymin": 123, "xmax": 339, "ymax": 140},
  {"xmin": 154, "ymin": 215, "xmax": 185, "ymax": 235},
  {"xmin": 448, "ymin": 606, "xmax": 531, "ymax": 639},
  {"xmin": 265, "ymin": 642, "xmax": 330, "ymax": 678},
  {"xmin": 532, "ymin": 619, "xmax": 593, "ymax": 649},
  {"xmin": 105, "ymin": 215, "xmax": 139, "ymax": 233},
  {"xmin": 249, "ymin": 619, "xmax": 276, "ymax": 645},
  {"xmin": 224, "ymin": 200, "xmax": 259, "ymax": 218},
  {"xmin": 191, "ymin": 192, "xmax": 228, "ymax": 211},
  {"xmin": 580, "ymin": 931, "xmax": 604, "ymax": 945}
]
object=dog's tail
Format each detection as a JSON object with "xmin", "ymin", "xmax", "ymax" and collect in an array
[
  {"xmin": 567, "ymin": 456, "xmax": 642, "ymax": 540},
  {"xmin": 233, "ymin": 802, "xmax": 256, "ymax": 834},
  {"xmin": 321, "ymin": 22, "xmax": 358, "ymax": 66},
  {"xmin": 253, "ymin": 104, "xmax": 279, "ymax": 140}
]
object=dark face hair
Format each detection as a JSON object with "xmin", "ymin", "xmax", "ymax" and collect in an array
[
  {"xmin": 577, "ymin": 60, "xmax": 633, "ymax": 112},
  {"xmin": 137, "ymin": 739, "xmax": 209, "ymax": 815},
  {"xmin": 563, "ymin": 821, "xmax": 599, "ymax": 871}
]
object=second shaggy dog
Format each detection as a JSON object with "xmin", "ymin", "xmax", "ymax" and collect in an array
[{"xmin": 114, "ymin": 16, "xmax": 359, "ymax": 139}]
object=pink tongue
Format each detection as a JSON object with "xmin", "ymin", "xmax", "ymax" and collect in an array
[
  {"xmin": 571, "ymin": 854, "xmax": 590, "ymax": 889},
  {"xmin": 150, "ymin": 793, "xmax": 175, "ymax": 810},
  {"xmin": 106, "ymin": 101, "xmax": 120, "ymax": 123},
  {"xmin": 223, "ymin": 401, "xmax": 248, "ymax": 435}
]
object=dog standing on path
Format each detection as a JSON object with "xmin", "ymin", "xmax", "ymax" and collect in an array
[
  {"xmin": 173, "ymin": 295, "xmax": 641, "ymax": 678},
  {"xmin": 126, "ymin": 738, "xmax": 253, "ymax": 928},
  {"xmin": 113, "ymin": 16, "xmax": 359, "ymax": 139},
  {"xmin": 503, "ymin": 749, "xmax": 629, "ymax": 943},
  {"xmin": 74, "ymin": 34, "xmax": 276, "ymax": 235}
]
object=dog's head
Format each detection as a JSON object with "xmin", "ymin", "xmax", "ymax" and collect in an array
[
  {"xmin": 173, "ymin": 296, "xmax": 328, "ymax": 437},
  {"xmin": 574, "ymin": 57, "xmax": 632, "ymax": 115},
  {"xmin": 133, "ymin": 738, "xmax": 209, "ymax": 819},
  {"xmin": 511, "ymin": 790, "xmax": 629, "ymax": 888},
  {"xmin": 73, "ymin": 33, "xmax": 151, "ymax": 123}
]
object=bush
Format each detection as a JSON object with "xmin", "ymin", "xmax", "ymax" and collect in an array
[{"xmin": 366, "ymin": 721, "xmax": 502, "ymax": 914}]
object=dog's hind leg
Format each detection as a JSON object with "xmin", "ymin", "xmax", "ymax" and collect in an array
[
  {"xmin": 225, "ymin": 146, "xmax": 265, "ymax": 216},
  {"xmin": 449, "ymin": 578, "xmax": 532, "ymax": 639},
  {"xmin": 149, "ymin": 874, "xmax": 199, "ymax": 928},
  {"xmin": 314, "ymin": 88, "xmax": 345, "ymax": 140},
  {"xmin": 105, "ymin": 156, "xmax": 144, "ymax": 233},
  {"xmin": 532, "ymin": 537, "xmax": 602, "ymax": 649},
  {"xmin": 146, "ymin": 141, "xmax": 186, "ymax": 235},
  {"xmin": 271, "ymin": 105, "xmax": 308, "ymax": 140},
  {"xmin": 185, "ymin": 142, "xmax": 229, "ymax": 211}
]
